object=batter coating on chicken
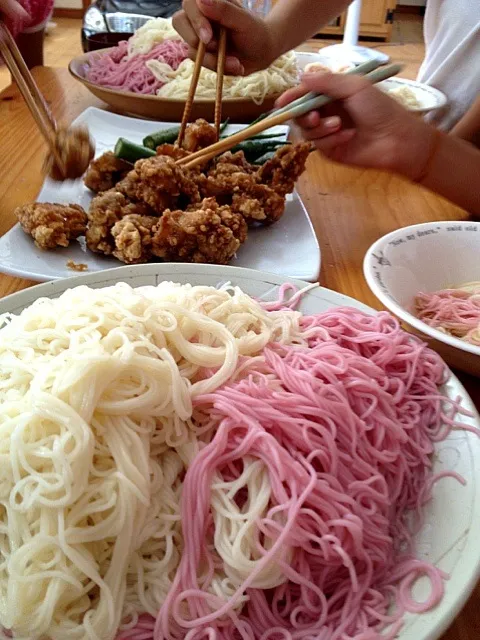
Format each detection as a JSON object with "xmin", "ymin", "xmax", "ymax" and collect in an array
[
  {"xmin": 155, "ymin": 144, "xmax": 190, "ymax": 161},
  {"xmin": 181, "ymin": 119, "xmax": 217, "ymax": 153},
  {"xmin": 83, "ymin": 152, "xmax": 132, "ymax": 193},
  {"xmin": 199, "ymin": 167, "xmax": 285, "ymax": 225},
  {"xmin": 209, "ymin": 151, "xmax": 254, "ymax": 177},
  {"xmin": 86, "ymin": 190, "xmax": 153, "ymax": 255},
  {"xmin": 231, "ymin": 182, "xmax": 286, "ymax": 225},
  {"xmin": 15, "ymin": 203, "xmax": 87, "ymax": 250},
  {"xmin": 257, "ymin": 141, "xmax": 312, "ymax": 196},
  {"xmin": 132, "ymin": 155, "xmax": 201, "ymax": 209},
  {"xmin": 111, "ymin": 215, "xmax": 158, "ymax": 264},
  {"xmin": 152, "ymin": 198, "xmax": 247, "ymax": 265},
  {"xmin": 116, "ymin": 171, "xmax": 175, "ymax": 215}
]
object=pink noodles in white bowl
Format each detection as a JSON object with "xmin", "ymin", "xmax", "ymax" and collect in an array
[{"xmin": 364, "ymin": 221, "xmax": 480, "ymax": 376}]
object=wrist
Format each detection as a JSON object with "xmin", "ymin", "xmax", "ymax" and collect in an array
[
  {"xmin": 264, "ymin": 13, "xmax": 288, "ymax": 63},
  {"xmin": 392, "ymin": 119, "xmax": 440, "ymax": 182}
]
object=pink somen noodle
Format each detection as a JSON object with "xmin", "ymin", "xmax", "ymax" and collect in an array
[
  {"xmin": 85, "ymin": 39, "xmax": 188, "ymax": 94},
  {"xmin": 415, "ymin": 283, "xmax": 480, "ymax": 346},
  {"xmin": 116, "ymin": 305, "xmax": 477, "ymax": 640}
]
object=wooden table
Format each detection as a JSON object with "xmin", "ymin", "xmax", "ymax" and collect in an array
[{"xmin": 1, "ymin": 67, "xmax": 479, "ymax": 639}]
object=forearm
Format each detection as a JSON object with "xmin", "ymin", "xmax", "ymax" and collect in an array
[
  {"xmin": 266, "ymin": 0, "xmax": 350, "ymax": 59},
  {"xmin": 408, "ymin": 130, "xmax": 480, "ymax": 215},
  {"xmin": 451, "ymin": 96, "xmax": 480, "ymax": 148}
]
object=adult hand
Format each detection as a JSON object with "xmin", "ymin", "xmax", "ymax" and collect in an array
[
  {"xmin": 172, "ymin": 0, "xmax": 275, "ymax": 76},
  {"xmin": 276, "ymin": 71, "xmax": 435, "ymax": 181}
]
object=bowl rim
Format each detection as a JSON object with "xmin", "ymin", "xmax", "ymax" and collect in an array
[
  {"xmin": 363, "ymin": 220, "xmax": 480, "ymax": 358},
  {"xmin": 68, "ymin": 48, "xmax": 282, "ymax": 105}
]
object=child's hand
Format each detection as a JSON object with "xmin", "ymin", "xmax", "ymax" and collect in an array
[
  {"xmin": 276, "ymin": 71, "xmax": 435, "ymax": 181},
  {"xmin": 172, "ymin": 0, "xmax": 276, "ymax": 75}
]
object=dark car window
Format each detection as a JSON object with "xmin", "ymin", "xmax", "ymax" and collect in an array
[{"xmin": 92, "ymin": 0, "xmax": 182, "ymax": 17}]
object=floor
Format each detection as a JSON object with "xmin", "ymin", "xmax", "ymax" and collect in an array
[
  {"xmin": 0, "ymin": 13, "xmax": 425, "ymax": 93},
  {"xmin": 0, "ymin": 18, "xmax": 83, "ymax": 92}
]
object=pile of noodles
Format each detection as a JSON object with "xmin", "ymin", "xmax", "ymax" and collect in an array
[
  {"xmin": 84, "ymin": 17, "xmax": 298, "ymax": 102},
  {"xmin": 85, "ymin": 39, "xmax": 188, "ymax": 94},
  {"xmin": 415, "ymin": 281, "xmax": 480, "ymax": 345},
  {"xmin": 0, "ymin": 281, "xmax": 476, "ymax": 640}
]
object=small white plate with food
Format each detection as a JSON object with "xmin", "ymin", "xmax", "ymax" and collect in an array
[
  {"xmin": 295, "ymin": 52, "xmax": 447, "ymax": 115},
  {"xmin": 0, "ymin": 262, "xmax": 479, "ymax": 640},
  {"xmin": 0, "ymin": 107, "xmax": 320, "ymax": 283},
  {"xmin": 364, "ymin": 221, "xmax": 480, "ymax": 377}
]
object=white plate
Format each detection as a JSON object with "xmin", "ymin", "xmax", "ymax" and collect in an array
[
  {"xmin": 295, "ymin": 52, "xmax": 447, "ymax": 115},
  {"xmin": 1, "ymin": 262, "xmax": 479, "ymax": 640},
  {"xmin": 0, "ymin": 108, "xmax": 320, "ymax": 283}
]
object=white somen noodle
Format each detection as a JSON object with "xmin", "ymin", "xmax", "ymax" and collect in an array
[
  {"xmin": 151, "ymin": 51, "xmax": 299, "ymax": 104},
  {"xmin": 0, "ymin": 282, "xmax": 300, "ymax": 639}
]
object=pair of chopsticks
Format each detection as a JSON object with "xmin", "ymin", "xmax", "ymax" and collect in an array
[
  {"xmin": 0, "ymin": 21, "xmax": 65, "ymax": 173},
  {"xmin": 177, "ymin": 27, "xmax": 227, "ymax": 147},
  {"xmin": 177, "ymin": 58, "xmax": 403, "ymax": 170}
]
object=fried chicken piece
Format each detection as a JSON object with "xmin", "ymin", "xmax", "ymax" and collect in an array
[
  {"xmin": 200, "ymin": 171, "xmax": 257, "ymax": 200},
  {"xmin": 199, "ymin": 167, "xmax": 285, "ymax": 225},
  {"xmin": 152, "ymin": 197, "xmax": 247, "ymax": 265},
  {"xmin": 86, "ymin": 190, "xmax": 153, "ymax": 255},
  {"xmin": 15, "ymin": 203, "xmax": 87, "ymax": 250},
  {"xmin": 132, "ymin": 156, "xmax": 201, "ymax": 209},
  {"xmin": 111, "ymin": 215, "xmax": 157, "ymax": 264},
  {"xmin": 182, "ymin": 119, "xmax": 217, "ymax": 153},
  {"xmin": 232, "ymin": 183, "xmax": 286, "ymax": 225},
  {"xmin": 155, "ymin": 143, "xmax": 190, "ymax": 161},
  {"xmin": 46, "ymin": 125, "xmax": 95, "ymax": 182},
  {"xmin": 256, "ymin": 142, "xmax": 312, "ymax": 197},
  {"xmin": 84, "ymin": 152, "xmax": 132, "ymax": 193},
  {"xmin": 116, "ymin": 171, "xmax": 174, "ymax": 214},
  {"xmin": 210, "ymin": 151, "xmax": 254, "ymax": 176}
]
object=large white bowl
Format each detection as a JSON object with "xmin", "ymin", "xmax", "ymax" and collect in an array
[
  {"xmin": 0, "ymin": 263, "xmax": 480, "ymax": 640},
  {"xmin": 364, "ymin": 221, "xmax": 480, "ymax": 376}
]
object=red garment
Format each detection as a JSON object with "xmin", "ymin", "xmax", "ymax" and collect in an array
[{"xmin": 4, "ymin": 0, "xmax": 54, "ymax": 37}]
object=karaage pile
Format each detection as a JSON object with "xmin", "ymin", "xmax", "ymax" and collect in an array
[{"xmin": 15, "ymin": 119, "xmax": 312, "ymax": 266}]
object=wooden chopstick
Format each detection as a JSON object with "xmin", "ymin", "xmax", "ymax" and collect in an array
[
  {"xmin": 177, "ymin": 29, "xmax": 227, "ymax": 147},
  {"xmin": 0, "ymin": 22, "xmax": 66, "ymax": 173},
  {"xmin": 214, "ymin": 27, "xmax": 227, "ymax": 140},
  {"xmin": 179, "ymin": 63, "xmax": 404, "ymax": 170},
  {"xmin": 178, "ymin": 59, "xmax": 383, "ymax": 168},
  {"xmin": 177, "ymin": 40, "xmax": 206, "ymax": 147}
]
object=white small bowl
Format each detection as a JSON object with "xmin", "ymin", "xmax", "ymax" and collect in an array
[
  {"xmin": 364, "ymin": 221, "xmax": 480, "ymax": 376},
  {"xmin": 377, "ymin": 77, "xmax": 447, "ymax": 115},
  {"xmin": 294, "ymin": 53, "xmax": 447, "ymax": 116}
]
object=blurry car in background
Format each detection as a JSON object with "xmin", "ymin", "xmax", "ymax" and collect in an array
[{"xmin": 82, "ymin": 0, "xmax": 181, "ymax": 51}]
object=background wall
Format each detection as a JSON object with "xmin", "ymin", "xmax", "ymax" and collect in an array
[{"xmin": 54, "ymin": 0, "xmax": 83, "ymax": 11}]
